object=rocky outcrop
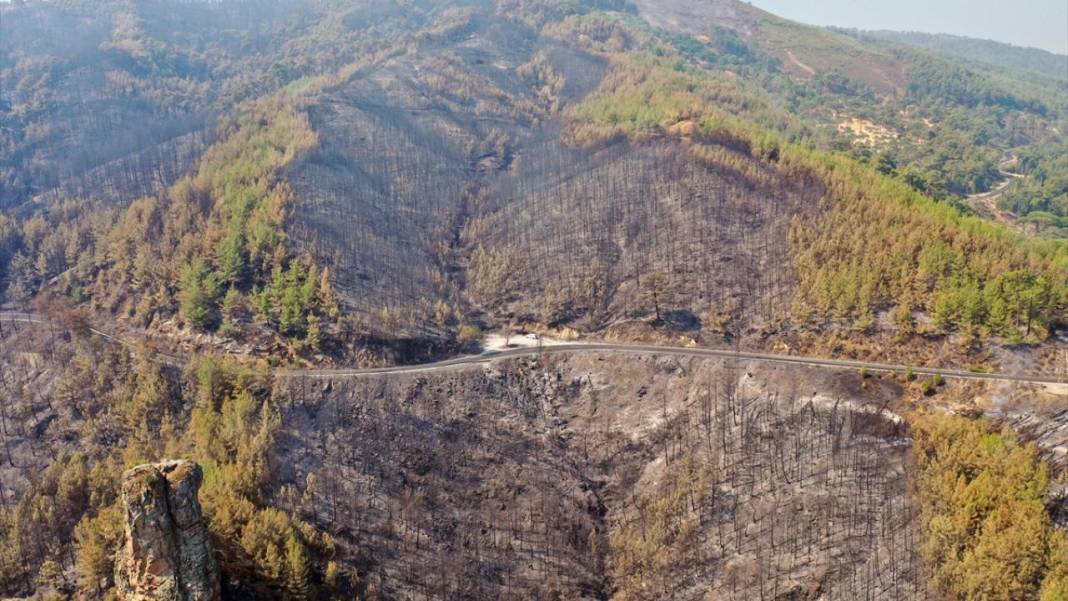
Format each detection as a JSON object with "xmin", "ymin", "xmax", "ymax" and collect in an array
[{"xmin": 115, "ymin": 460, "xmax": 220, "ymax": 601}]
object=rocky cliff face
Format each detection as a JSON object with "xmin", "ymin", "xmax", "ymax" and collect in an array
[{"xmin": 115, "ymin": 460, "xmax": 219, "ymax": 601}]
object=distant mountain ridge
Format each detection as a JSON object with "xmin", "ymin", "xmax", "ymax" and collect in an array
[{"xmin": 854, "ymin": 29, "xmax": 1068, "ymax": 82}]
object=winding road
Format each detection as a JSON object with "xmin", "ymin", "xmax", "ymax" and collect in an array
[
  {"xmin": 966, "ymin": 155, "xmax": 1026, "ymax": 228},
  {"xmin": 1, "ymin": 311, "xmax": 1064, "ymax": 384}
]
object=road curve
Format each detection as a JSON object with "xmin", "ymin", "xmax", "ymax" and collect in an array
[{"xmin": 2, "ymin": 311, "xmax": 1064, "ymax": 385}]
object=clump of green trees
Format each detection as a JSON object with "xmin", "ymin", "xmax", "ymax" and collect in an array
[
  {"xmin": 789, "ymin": 151, "xmax": 1067, "ymax": 341},
  {"xmin": 1002, "ymin": 147, "xmax": 1068, "ymax": 235},
  {"xmin": 171, "ymin": 98, "xmax": 332, "ymax": 342},
  {"xmin": 85, "ymin": 95, "xmax": 341, "ymax": 349},
  {"xmin": 910, "ymin": 412, "xmax": 1068, "ymax": 601}
]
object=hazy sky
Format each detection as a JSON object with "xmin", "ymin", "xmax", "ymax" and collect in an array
[{"xmin": 751, "ymin": 0, "xmax": 1068, "ymax": 55}]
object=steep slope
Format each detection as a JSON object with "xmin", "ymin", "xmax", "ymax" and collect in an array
[
  {"xmin": 0, "ymin": 318, "xmax": 925, "ymax": 600},
  {"xmin": 278, "ymin": 355, "xmax": 922, "ymax": 600},
  {"xmin": 467, "ymin": 138, "xmax": 820, "ymax": 331},
  {"xmin": 0, "ymin": 0, "xmax": 263, "ymax": 207},
  {"xmin": 2, "ymin": 2, "xmax": 1068, "ymax": 600},
  {"xmin": 284, "ymin": 11, "xmax": 608, "ymax": 327}
]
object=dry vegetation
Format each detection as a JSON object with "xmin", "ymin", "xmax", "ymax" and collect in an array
[{"xmin": 910, "ymin": 412, "xmax": 1068, "ymax": 600}]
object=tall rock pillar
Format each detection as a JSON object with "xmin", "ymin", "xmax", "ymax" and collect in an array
[{"xmin": 115, "ymin": 460, "xmax": 220, "ymax": 601}]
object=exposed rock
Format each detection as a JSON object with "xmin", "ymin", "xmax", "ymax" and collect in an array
[
  {"xmin": 115, "ymin": 460, "xmax": 219, "ymax": 601},
  {"xmin": 1046, "ymin": 482, "xmax": 1068, "ymax": 530}
]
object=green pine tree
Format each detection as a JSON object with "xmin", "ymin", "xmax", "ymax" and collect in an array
[{"xmin": 180, "ymin": 260, "xmax": 220, "ymax": 330}]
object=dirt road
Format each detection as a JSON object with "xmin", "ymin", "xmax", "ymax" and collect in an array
[{"xmin": 3, "ymin": 311, "xmax": 1064, "ymax": 384}]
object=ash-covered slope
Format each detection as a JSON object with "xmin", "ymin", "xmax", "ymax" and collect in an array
[
  {"xmin": 284, "ymin": 10, "xmax": 608, "ymax": 320},
  {"xmin": 0, "ymin": 317, "xmax": 923, "ymax": 600},
  {"xmin": 467, "ymin": 138, "xmax": 821, "ymax": 330},
  {"xmin": 273, "ymin": 354, "xmax": 921, "ymax": 600},
  {"xmin": 276, "ymin": 1, "xmax": 818, "ymax": 338},
  {"xmin": 0, "ymin": 0, "xmax": 294, "ymax": 207}
]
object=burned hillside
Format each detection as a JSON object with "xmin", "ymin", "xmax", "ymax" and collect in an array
[
  {"xmin": 275, "ymin": 354, "xmax": 920, "ymax": 600},
  {"xmin": 285, "ymin": 13, "xmax": 609, "ymax": 324},
  {"xmin": 0, "ymin": 317, "xmax": 923, "ymax": 599},
  {"xmin": 1, "ymin": 0, "xmax": 1067, "ymax": 599}
]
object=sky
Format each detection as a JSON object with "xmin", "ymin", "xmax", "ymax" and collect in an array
[{"xmin": 750, "ymin": 0, "xmax": 1068, "ymax": 55}]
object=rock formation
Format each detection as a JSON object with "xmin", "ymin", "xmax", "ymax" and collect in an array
[{"xmin": 115, "ymin": 460, "xmax": 220, "ymax": 601}]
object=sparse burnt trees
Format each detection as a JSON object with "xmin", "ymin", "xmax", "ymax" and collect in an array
[
  {"xmin": 278, "ymin": 356, "xmax": 925, "ymax": 600},
  {"xmin": 275, "ymin": 361, "xmax": 609, "ymax": 600},
  {"xmin": 641, "ymin": 271, "xmax": 671, "ymax": 322},
  {"xmin": 606, "ymin": 361, "xmax": 920, "ymax": 601},
  {"xmin": 469, "ymin": 139, "xmax": 820, "ymax": 333}
]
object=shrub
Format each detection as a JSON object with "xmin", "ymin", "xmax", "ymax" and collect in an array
[{"xmin": 457, "ymin": 324, "xmax": 482, "ymax": 347}]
